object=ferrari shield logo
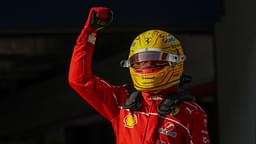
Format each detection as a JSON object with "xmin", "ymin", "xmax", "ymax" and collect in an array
[
  {"xmin": 123, "ymin": 113, "xmax": 137, "ymax": 128},
  {"xmin": 170, "ymin": 106, "xmax": 180, "ymax": 116}
]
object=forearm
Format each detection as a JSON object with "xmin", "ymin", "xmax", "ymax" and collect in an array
[
  {"xmin": 68, "ymin": 6, "xmax": 112, "ymax": 85},
  {"xmin": 68, "ymin": 27, "xmax": 97, "ymax": 85}
]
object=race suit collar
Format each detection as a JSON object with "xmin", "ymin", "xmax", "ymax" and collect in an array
[{"xmin": 141, "ymin": 86, "xmax": 181, "ymax": 104}]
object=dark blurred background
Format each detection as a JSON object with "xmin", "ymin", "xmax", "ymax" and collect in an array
[{"xmin": 0, "ymin": 0, "xmax": 255, "ymax": 144}]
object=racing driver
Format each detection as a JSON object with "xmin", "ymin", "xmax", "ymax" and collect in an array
[{"xmin": 68, "ymin": 6, "xmax": 210, "ymax": 144}]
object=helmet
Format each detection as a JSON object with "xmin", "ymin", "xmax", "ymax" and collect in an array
[{"xmin": 121, "ymin": 29, "xmax": 186, "ymax": 92}]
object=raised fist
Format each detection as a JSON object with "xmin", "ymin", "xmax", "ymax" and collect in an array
[{"xmin": 85, "ymin": 7, "xmax": 113, "ymax": 30}]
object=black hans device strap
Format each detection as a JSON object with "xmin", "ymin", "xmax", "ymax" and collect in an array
[
  {"xmin": 123, "ymin": 73, "xmax": 194, "ymax": 114},
  {"xmin": 123, "ymin": 91, "xmax": 195, "ymax": 115},
  {"xmin": 157, "ymin": 92, "xmax": 196, "ymax": 115},
  {"xmin": 123, "ymin": 91, "xmax": 142, "ymax": 111}
]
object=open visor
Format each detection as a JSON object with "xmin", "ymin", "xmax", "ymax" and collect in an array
[{"xmin": 120, "ymin": 51, "xmax": 185, "ymax": 68}]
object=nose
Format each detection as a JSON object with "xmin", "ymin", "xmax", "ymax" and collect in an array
[{"xmin": 142, "ymin": 61, "xmax": 152, "ymax": 67}]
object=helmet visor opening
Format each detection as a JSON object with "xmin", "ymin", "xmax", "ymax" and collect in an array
[
  {"xmin": 129, "ymin": 51, "xmax": 168, "ymax": 66},
  {"xmin": 120, "ymin": 51, "xmax": 185, "ymax": 68}
]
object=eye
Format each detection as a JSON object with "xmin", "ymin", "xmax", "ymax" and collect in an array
[{"xmin": 132, "ymin": 61, "xmax": 169, "ymax": 68}]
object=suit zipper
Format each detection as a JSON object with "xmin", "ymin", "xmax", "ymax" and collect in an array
[{"xmin": 142, "ymin": 101, "xmax": 154, "ymax": 143}]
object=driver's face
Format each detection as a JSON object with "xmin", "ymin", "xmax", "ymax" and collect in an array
[{"xmin": 131, "ymin": 61, "xmax": 169, "ymax": 69}]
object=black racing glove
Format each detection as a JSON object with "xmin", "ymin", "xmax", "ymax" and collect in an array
[{"xmin": 85, "ymin": 7, "xmax": 113, "ymax": 30}]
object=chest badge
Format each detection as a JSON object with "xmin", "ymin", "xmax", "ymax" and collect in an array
[
  {"xmin": 123, "ymin": 113, "xmax": 137, "ymax": 128},
  {"xmin": 170, "ymin": 106, "xmax": 180, "ymax": 116}
]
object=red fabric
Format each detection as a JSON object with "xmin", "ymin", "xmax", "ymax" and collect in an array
[{"xmin": 68, "ymin": 14, "xmax": 211, "ymax": 144}]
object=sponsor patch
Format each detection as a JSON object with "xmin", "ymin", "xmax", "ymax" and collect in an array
[
  {"xmin": 163, "ymin": 36, "xmax": 177, "ymax": 43},
  {"xmin": 158, "ymin": 122, "xmax": 177, "ymax": 138},
  {"xmin": 123, "ymin": 113, "xmax": 137, "ymax": 128}
]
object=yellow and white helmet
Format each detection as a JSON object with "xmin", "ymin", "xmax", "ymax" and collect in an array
[{"xmin": 121, "ymin": 29, "xmax": 186, "ymax": 92}]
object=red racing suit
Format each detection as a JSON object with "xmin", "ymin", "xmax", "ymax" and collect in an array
[{"xmin": 68, "ymin": 26, "xmax": 211, "ymax": 144}]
